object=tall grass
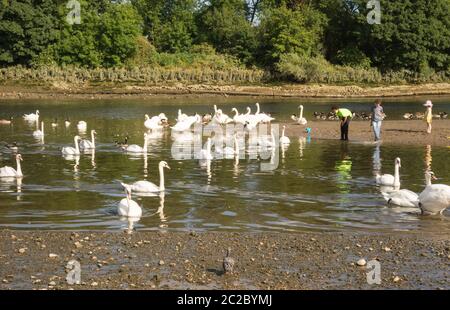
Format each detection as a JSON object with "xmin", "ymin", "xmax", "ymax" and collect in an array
[
  {"xmin": 0, "ymin": 65, "xmax": 266, "ymax": 85},
  {"xmin": 277, "ymin": 53, "xmax": 450, "ymax": 84}
]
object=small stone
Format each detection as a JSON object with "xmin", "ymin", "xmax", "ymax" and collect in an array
[
  {"xmin": 18, "ymin": 248, "xmax": 26, "ymax": 254},
  {"xmin": 310, "ymin": 238, "xmax": 316, "ymax": 241},
  {"xmin": 91, "ymin": 282, "xmax": 98, "ymax": 287},
  {"xmin": 344, "ymin": 246, "xmax": 350, "ymax": 250},
  {"xmin": 2, "ymin": 279, "xmax": 9, "ymax": 284},
  {"xmin": 250, "ymin": 258, "xmax": 255, "ymax": 262},
  {"xmin": 74, "ymin": 241, "xmax": 83, "ymax": 249},
  {"xmin": 393, "ymin": 276, "xmax": 401, "ymax": 283},
  {"xmin": 384, "ymin": 247, "xmax": 391, "ymax": 252},
  {"xmin": 48, "ymin": 253, "xmax": 58, "ymax": 258},
  {"xmin": 144, "ymin": 263, "xmax": 150, "ymax": 268},
  {"xmin": 356, "ymin": 244, "xmax": 362, "ymax": 248},
  {"xmin": 357, "ymin": 259, "xmax": 367, "ymax": 266},
  {"xmin": 48, "ymin": 281, "xmax": 56, "ymax": 286},
  {"xmin": 158, "ymin": 260, "xmax": 165, "ymax": 266},
  {"xmin": 369, "ymin": 247, "xmax": 373, "ymax": 251}
]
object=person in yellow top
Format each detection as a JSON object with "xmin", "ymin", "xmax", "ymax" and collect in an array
[
  {"xmin": 331, "ymin": 105, "xmax": 353, "ymax": 141},
  {"xmin": 424, "ymin": 100, "xmax": 433, "ymax": 134}
]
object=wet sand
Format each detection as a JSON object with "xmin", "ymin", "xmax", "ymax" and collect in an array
[
  {"xmin": 0, "ymin": 231, "xmax": 448, "ymax": 290},
  {"xmin": 1, "ymin": 83, "xmax": 450, "ymax": 99},
  {"xmin": 284, "ymin": 120, "xmax": 450, "ymax": 147}
]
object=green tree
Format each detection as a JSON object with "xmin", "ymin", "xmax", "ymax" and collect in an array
[
  {"xmin": 132, "ymin": 0, "xmax": 197, "ymax": 53},
  {"xmin": 0, "ymin": 0, "xmax": 59, "ymax": 66},
  {"xmin": 196, "ymin": 0, "xmax": 257, "ymax": 65},
  {"xmin": 257, "ymin": 4, "xmax": 327, "ymax": 67}
]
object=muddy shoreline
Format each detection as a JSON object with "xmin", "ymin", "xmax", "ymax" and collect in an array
[
  {"xmin": 1, "ymin": 83, "xmax": 450, "ymax": 99},
  {"xmin": 0, "ymin": 230, "xmax": 448, "ymax": 290},
  {"xmin": 283, "ymin": 120, "xmax": 450, "ymax": 147}
]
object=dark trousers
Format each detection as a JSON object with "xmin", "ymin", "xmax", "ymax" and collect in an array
[{"xmin": 341, "ymin": 120, "xmax": 350, "ymax": 140}]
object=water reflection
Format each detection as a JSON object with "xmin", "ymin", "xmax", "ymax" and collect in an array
[{"xmin": 334, "ymin": 143, "xmax": 353, "ymax": 196}]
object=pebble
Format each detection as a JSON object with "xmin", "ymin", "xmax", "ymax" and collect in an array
[
  {"xmin": 384, "ymin": 247, "xmax": 391, "ymax": 252},
  {"xmin": 91, "ymin": 282, "xmax": 98, "ymax": 287},
  {"xmin": 2, "ymin": 279, "xmax": 9, "ymax": 284},
  {"xmin": 48, "ymin": 253, "xmax": 58, "ymax": 258},
  {"xmin": 18, "ymin": 248, "xmax": 27, "ymax": 254},
  {"xmin": 48, "ymin": 281, "xmax": 56, "ymax": 286},
  {"xmin": 357, "ymin": 259, "xmax": 367, "ymax": 266},
  {"xmin": 74, "ymin": 241, "xmax": 83, "ymax": 249},
  {"xmin": 159, "ymin": 260, "xmax": 165, "ymax": 266},
  {"xmin": 393, "ymin": 276, "xmax": 401, "ymax": 283}
]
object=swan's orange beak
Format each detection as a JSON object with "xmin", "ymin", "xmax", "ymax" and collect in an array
[
  {"xmin": 432, "ymin": 174, "xmax": 438, "ymax": 180},
  {"xmin": 166, "ymin": 165, "xmax": 171, "ymax": 170}
]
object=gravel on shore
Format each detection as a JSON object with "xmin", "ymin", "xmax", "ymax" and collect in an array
[{"xmin": 0, "ymin": 230, "xmax": 448, "ymax": 290}]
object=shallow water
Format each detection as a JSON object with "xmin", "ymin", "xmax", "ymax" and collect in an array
[{"xmin": 0, "ymin": 97, "xmax": 449, "ymax": 234}]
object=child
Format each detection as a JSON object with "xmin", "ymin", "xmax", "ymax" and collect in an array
[
  {"xmin": 424, "ymin": 100, "xmax": 433, "ymax": 134},
  {"xmin": 370, "ymin": 99, "xmax": 386, "ymax": 141}
]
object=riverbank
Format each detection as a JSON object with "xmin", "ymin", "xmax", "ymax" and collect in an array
[
  {"xmin": 1, "ymin": 83, "xmax": 450, "ymax": 99},
  {"xmin": 0, "ymin": 230, "xmax": 448, "ymax": 290},
  {"xmin": 284, "ymin": 120, "xmax": 450, "ymax": 147}
]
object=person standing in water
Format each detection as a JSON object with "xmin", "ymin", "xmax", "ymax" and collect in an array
[
  {"xmin": 370, "ymin": 99, "xmax": 386, "ymax": 141},
  {"xmin": 424, "ymin": 100, "xmax": 433, "ymax": 134},
  {"xmin": 331, "ymin": 105, "xmax": 353, "ymax": 141}
]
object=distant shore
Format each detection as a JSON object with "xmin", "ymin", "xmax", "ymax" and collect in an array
[
  {"xmin": 0, "ymin": 230, "xmax": 448, "ymax": 290},
  {"xmin": 284, "ymin": 120, "xmax": 450, "ymax": 147},
  {"xmin": 1, "ymin": 82, "xmax": 450, "ymax": 100}
]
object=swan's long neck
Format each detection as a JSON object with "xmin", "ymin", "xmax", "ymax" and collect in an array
[
  {"xmin": 74, "ymin": 137, "xmax": 80, "ymax": 153},
  {"xmin": 425, "ymin": 173, "xmax": 432, "ymax": 186},
  {"xmin": 159, "ymin": 164, "xmax": 165, "ymax": 191},
  {"xmin": 143, "ymin": 136, "xmax": 148, "ymax": 153},
  {"xmin": 299, "ymin": 106, "xmax": 304, "ymax": 120},
  {"xmin": 41, "ymin": 122, "xmax": 44, "ymax": 135},
  {"xmin": 16, "ymin": 157, "xmax": 23, "ymax": 176},
  {"xmin": 214, "ymin": 105, "xmax": 218, "ymax": 114},
  {"xmin": 91, "ymin": 131, "xmax": 95, "ymax": 148},
  {"xmin": 255, "ymin": 103, "xmax": 260, "ymax": 115},
  {"xmin": 282, "ymin": 127, "xmax": 286, "ymax": 138},
  {"xmin": 246, "ymin": 107, "xmax": 251, "ymax": 115},
  {"xmin": 394, "ymin": 162, "xmax": 400, "ymax": 187},
  {"xmin": 234, "ymin": 136, "xmax": 239, "ymax": 155},
  {"xmin": 232, "ymin": 108, "xmax": 238, "ymax": 117}
]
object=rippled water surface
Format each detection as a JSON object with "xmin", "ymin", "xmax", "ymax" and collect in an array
[{"xmin": 0, "ymin": 97, "xmax": 449, "ymax": 233}]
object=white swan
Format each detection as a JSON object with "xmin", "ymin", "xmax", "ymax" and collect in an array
[
  {"xmin": 122, "ymin": 133, "xmax": 148, "ymax": 154},
  {"xmin": 291, "ymin": 105, "xmax": 307, "ymax": 125},
  {"xmin": 144, "ymin": 114, "xmax": 163, "ymax": 130},
  {"xmin": 382, "ymin": 189, "xmax": 418, "ymax": 208},
  {"xmin": 257, "ymin": 130, "xmax": 276, "ymax": 148},
  {"xmin": 217, "ymin": 134, "xmax": 239, "ymax": 157},
  {"xmin": 255, "ymin": 103, "xmax": 275, "ymax": 123},
  {"xmin": 51, "ymin": 119, "xmax": 58, "ymax": 128},
  {"xmin": 77, "ymin": 121, "xmax": 87, "ymax": 132},
  {"xmin": 231, "ymin": 108, "xmax": 247, "ymax": 125},
  {"xmin": 280, "ymin": 125, "xmax": 290, "ymax": 145},
  {"xmin": 118, "ymin": 183, "xmax": 142, "ymax": 218},
  {"xmin": 62, "ymin": 136, "xmax": 81, "ymax": 155},
  {"xmin": 176, "ymin": 109, "xmax": 188, "ymax": 122},
  {"xmin": 65, "ymin": 119, "xmax": 71, "ymax": 128},
  {"xmin": 376, "ymin": 158, "xmax": 401, "ymax": 187},
  {"xmin": 79, "ymin": 130, "xmax": 96, "ymax": 150},
  {"xmin": 33, "ymin": 121, "xmax": 45, "ymax": 138},
  {"xmin": 171, "ymin": 114, "xmax": 201, "ymax": 132},
  {"xmin": 23, "ymin": 110, "xmax": 39, "ymax": 122},
  {"xmin": 213, "ymin": 106, "xmax": 233, "ymax": 125},
  {"xmin": 0, "ymin": 154, "xmax": 23, "ymax": 178},
  {"xmin": 124, "ymin": 161, "xmax": 170, "ymax": 193},
  {"xmin": 417, "ymin": 171, "xmax": 450, "ymax": 215}
]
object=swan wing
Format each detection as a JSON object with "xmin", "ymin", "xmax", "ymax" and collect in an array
[
  {"xmin": 125, "ymin": 145, "xmax": 143, "ymax": 153},
  {"xmin": 131, "ymin": 181, "xmax": 160, "ymax": 193},
  {"xmin": 80, "ymin": 140, "xmax": 93, "ymax": 149},
  {"xmin": 419, "ymin": 185, "xmax": 450, "ymax": 214},
  {"xmin": 0, "ymin": 166, "xmax": 17, "ymax": 177},
  {"xmin": 376, "ymin": 174, "xmax": 395, "ymax": 186},
  {"xmin": 384, "ymin": 189, "xmax": 418, "ymax": 207}
]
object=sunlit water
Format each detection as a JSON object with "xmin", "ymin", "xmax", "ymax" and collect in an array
[{"xmin": 0, "ymin": 97, "xmax": 449, "ymax": 234}]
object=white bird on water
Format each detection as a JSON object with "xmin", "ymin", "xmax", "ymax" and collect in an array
[
  {"xmin": 122, "ymin": 161, "xmax": 171, "ymax": 193},
  {"xmin": 416, "ymin": 171, "xmax": 450, "ymax": 215},
  {"xmin": 62, "ymin": 136, "xmax": 81, "ymax": 156},
  {"xmin": 118, "ymin": 183, "xmax": 142, "ymax": 218},
  {"xmin": 376, "ymin": 158, "xmax": 401, "ymax": 187},
  {"xmin": 23, "ymin": 110, "xmax": 39, "ymax": 122},
  {"xmin": 0, "ymin": 154, "xmax": 23, "ymax": 178},
  {"xmin": 122, "ymin": 133, "xmax": 149, "ymax": 154},
  {"xmin": 292, "ymin": 105, "xmax": 307, "ymax": 125},
  {"xmin": 79, "ymin": 130, "xmax": 97, "ymax": 150}
]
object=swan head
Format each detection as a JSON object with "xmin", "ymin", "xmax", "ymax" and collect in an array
[
  {"xmin": 92, "ymin": 130, "xmax": 97, "ymax": 135},
  {"xmin": 426, "ymin": 171, "xmax": 437, "ymax": 181},
  {"xmin": 74, "ymin": 135, "xmax": 81, "ymax": 141},
  {"xmin": 120, "ymin": 182, "xmax": 132, "ymax": 196},
  {"xmin": 145, "ymin": 114, "xmax": 150, "ymax": 120},
  {"xmin": 159, "ymin": 161, "xmax": 171, "ymax": 170},
  {"xmin": 16, "ymin": 154, "xmax": 23, "ymax": 161},
  {"xmin": 36, "ymin": 110, "xmax": 40, "ymax": 115},
  {"xmin": 395, "ymin": 157, "xmax": 401, "ymax": 168}
]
